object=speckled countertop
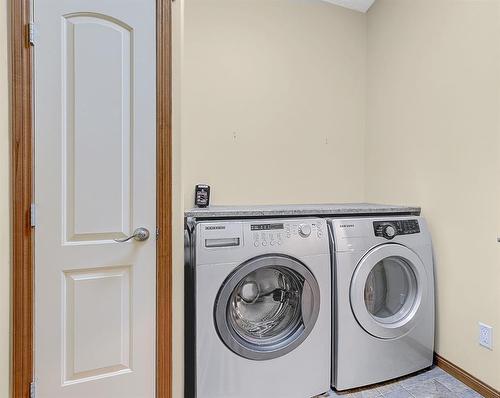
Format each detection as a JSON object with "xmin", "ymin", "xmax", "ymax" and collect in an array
[{"xmin": 185, "ymin": 203, "xmax": 421, "ymax": 219}]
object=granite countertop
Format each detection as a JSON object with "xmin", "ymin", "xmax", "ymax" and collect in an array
[{"xmin": 185, "ymin": 203, "xmax": 421, "ymax": 219}]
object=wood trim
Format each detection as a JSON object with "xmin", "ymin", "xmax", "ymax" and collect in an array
[
  {"xmin": 11, "ymin": 0, "xmax": 34, "ymax": 397},
  {"xmin": 435, "ymin": 353, "xmax": 500, "ymax": 398},
  {"xmin": 156, "ymin": 0, "xmax": 173, "ymax": 397},
  {"xmin": 11, "ymin": 1, "xmax": 172, "ymax": 397}
]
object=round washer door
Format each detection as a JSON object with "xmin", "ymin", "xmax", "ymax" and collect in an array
[
  {"xmin": 214, "ymin": 255, "xmax": 320, "ymax": 361},
  {"xmin": 350, "ymin": 244, "xmax": 427, "ymax": 339}
]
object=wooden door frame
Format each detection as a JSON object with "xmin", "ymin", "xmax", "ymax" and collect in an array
[{"xmin": 10, "ymin": 1, "xmax": 173, "ymax": 397}]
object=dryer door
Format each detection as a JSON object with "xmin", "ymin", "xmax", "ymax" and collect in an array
[
  {"xmin": 350, "ymin": 244, "xmax": 428, "ymax": 339},
  {"xmin": 214, "ymin": 255, "xmax": 320, "ymax": 360}
]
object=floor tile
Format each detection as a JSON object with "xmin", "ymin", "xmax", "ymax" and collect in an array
[
  {"xmin": 320, "ymin": 367, "xmax": 484, "ymax": 398},
  {"xmin": 456, "ymin": 389, "xmax": 483, "ymax": 398},
  {"xmin": 400, "ymin": 368, "xmax": 437, "ymax": 388},
  {"xmin": 404, "ymin": 379, "xmax": 458, "ymax": 398},
  {"xmin": 434, "ymin": 374, "xmax": 471, "ymax": 394},
  {"xmin": 383, "ymin": 389, "xmax": 413, "ymax": 398},
  {"xmin": 425, "ymin": 366, "xmax": 447, "ymax": 379},
  {"xmin": 350, "ymin": 389, "xmax": 383, "ymax": 398},
  {"xmin": 376, "ymin": 381, "xmax": 405, "ymax": 394}
]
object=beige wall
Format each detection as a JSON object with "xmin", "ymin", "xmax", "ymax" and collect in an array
[
  {"xmin": 366, "ymin": 0, "xmax": 500, "ymax": 389},
  {"xmin": 0, "ymin": 0, "xmax": 9, "ymax": 396},
  {"xmin": 182, "ymin": 0, "xmax": 367, "ymax": 208}
]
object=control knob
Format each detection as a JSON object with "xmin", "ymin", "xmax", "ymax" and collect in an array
[
  {"xmin": 383, "ymin": 224, "xmax": 396, "ymax": 239},
  {"xmin": 298, "ymin": 224, "xmax": 311, "ymax": 238}
]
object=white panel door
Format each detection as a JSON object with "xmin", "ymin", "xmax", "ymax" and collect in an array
[{"xmin": 34, "ymin": 1, "xmax": 156, "ymax": 397}]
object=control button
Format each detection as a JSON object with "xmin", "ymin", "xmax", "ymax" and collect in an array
[
  {"xmin": 270, "ymin": 241, "xmax": 275, "ymax": 246},
  {"xmin": 262, "ymin": 241, "xmax": 268, "ymax": 246},
  {"xmin": 317, "ymin": 231, "xmax": 323, "ymax": 238},
  {"xmin": 299, "ymin": 224, "xmax": 312, "ymax": 238},
  {"xmin": 277, "ymin": 240, "xmax": 282, "ymax": 245},
  {"xmin": 254, "ymin": 241, "xmax": 259, "ymax": 247},
  {"xmin": 383, "ymin": 225, "xmax": 396, "ymax": 239}
]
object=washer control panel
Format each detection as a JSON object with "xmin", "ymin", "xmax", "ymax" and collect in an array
[
  {"xmin": 251, "ymin": 220, "xmax": 324, "ymax": 247},
  {"xmin": 197, "ymin": 219, "xmax": 329, "ymax": 267},
  {"xmin": 374, "ymin": 219, "xmax": 420, "ymax": 240}
]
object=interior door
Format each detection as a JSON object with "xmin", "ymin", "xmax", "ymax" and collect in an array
[
  {"xmin": 34, "ymin": 1, "xmax": 156, "ymax": 397},
  {"xmin": 350, "ymin": 244, "xmax": 428, "ymax": 339}
]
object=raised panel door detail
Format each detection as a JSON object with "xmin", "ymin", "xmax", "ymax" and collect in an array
[
  {"xmin": 35, "ymin": 1, "xmax": 156, "ymax": 396},
  {"xmin": 63, "ymin": 266, "xmax": 132, "ymax": 384},
  {"xmin": 62, "ymin": 13, "xmax": 133, "ymax": 244}
]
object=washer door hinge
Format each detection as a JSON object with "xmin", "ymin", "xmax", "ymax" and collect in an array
[
  {"xmin": 30, "ymin": 203, "xmax": 36, "ymax": 228},
  {"xmin": 30, "ymin": 381, "xmax": 36, "ymax": 398},
  {"xmin": 156, "ymin": 227, "xmax": 160, "ymax": 240},
  {"xmin": 28, "ymin": 22, "xmax": 37, "ymax": 46}
]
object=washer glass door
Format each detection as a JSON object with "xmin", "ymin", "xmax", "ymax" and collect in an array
[
  {"xmin": 215, "ymin": 255, "xmax": 320, "ymax": 360},
  {"xmin": 350, "ymin": 244, "xmax": 427, "ymax": 339}
]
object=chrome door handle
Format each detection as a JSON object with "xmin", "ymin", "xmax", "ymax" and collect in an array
[{"xmin": 115, "ymin": 227, "xmax": 150, "ymax": 243}]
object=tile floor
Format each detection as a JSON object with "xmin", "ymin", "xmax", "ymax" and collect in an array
[{"xmin": 319, "ymin": 366, "xmax": 483, "ymax": 398}]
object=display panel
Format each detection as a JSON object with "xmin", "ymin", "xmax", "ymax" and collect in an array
[{"xmin": 251, "ymin": 223, "xmax": 284, "ymax": 231}]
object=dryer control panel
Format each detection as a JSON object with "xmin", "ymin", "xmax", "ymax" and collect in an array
[{"xmin": 374, "ymin": 219, "xmax": 420, "ymax": 240}]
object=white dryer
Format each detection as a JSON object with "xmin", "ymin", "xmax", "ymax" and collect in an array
[
  {"xmin": 185, "ymin": 218, "xmax": 331, "ymax": 398},
  {"xmin": 329, "ymin": 216, "xmax": 435, "ymax": 391}
]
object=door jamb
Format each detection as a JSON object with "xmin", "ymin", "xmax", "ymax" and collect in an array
[
  {"xmin": 10, "ymin": 1, "xmax": 173, "ymax": 397},
  {"xmin": 156, "ymin": 1, "xmax": 173, "ymax": 397}
]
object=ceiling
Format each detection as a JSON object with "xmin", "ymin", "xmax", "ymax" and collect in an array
[{"xmin": 321, "ymin": 0, "xmax": 376, "ymax": 13}]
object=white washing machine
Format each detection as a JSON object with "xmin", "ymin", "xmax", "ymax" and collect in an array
[
  {"xmin": 329, "ymin": 216, "xmax": 435, "ymax": 391},
  {"xmin": 185, "ymin": 218, "xmax": 331, "ymax": 398}
]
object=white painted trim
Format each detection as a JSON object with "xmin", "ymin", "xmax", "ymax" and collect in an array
[{"xmin": 320, "ymin": 0, "xmax": 376, "ymax": 13}]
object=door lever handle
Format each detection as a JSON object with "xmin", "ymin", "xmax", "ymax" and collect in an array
[{"xmin": 115, "ymin": 227, "xmax": 150, "ymax": 243}]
